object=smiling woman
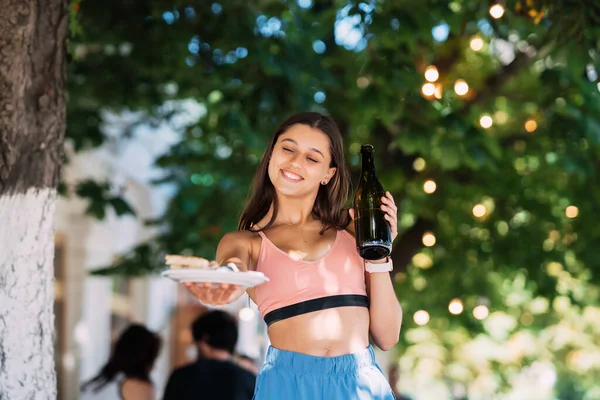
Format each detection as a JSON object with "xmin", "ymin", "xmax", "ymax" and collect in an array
[
  {"xmin": 181, "ymin": 112, "xmax": 402, "ymax": 400},
  {"xmin": 239, "ymin": 113, "xmax": 352, "ymax": 234}
]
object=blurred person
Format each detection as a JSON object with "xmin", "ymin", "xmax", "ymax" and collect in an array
[
  {"xmin": 235, "ymin": 354, "xmax": 260, "ymax": 375},
  {"xmin": 80, "ymin": 324, "xmax": 162, "ymax": 400},
  {"xmin": 163, "ymin": 310, "xmax": 256, "ymax": 400},
  {"xmin": 182, "ymin": 112, "xmax": 402, "ymax": 399}
]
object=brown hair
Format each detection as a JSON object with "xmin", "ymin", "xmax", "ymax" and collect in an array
[{"xmin": 238, "ymin": 112, "xmax": 351, "ymax": 233}]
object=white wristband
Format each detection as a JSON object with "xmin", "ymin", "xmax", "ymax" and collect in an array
[{"xmin": 365, "ymin": 258, "xmax": 393, "ymax": 273}]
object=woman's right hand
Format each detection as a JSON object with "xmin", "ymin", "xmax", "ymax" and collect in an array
[{"xmin": 183, "ymin": 281, "xmax": 246, "ymax": 306}]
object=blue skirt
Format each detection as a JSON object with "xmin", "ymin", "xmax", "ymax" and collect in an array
[{"xmin": 253, "ymin": 345, "xmax": 396, "ymax": 400}]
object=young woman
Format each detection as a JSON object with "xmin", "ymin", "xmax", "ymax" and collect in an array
[
  {"xmin": 184, "ymin": 112, "xmax": 403, "ymax": 399},
  {"xmin": 80, "ymin": 324, "xmax": 162, "ymax": 400}
]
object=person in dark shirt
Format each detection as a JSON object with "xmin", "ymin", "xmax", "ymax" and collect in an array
[
  {"xmin": 235, "ymin": 354, "xmax": 260, "ymax": 375},
  {"xmin": 163, "ymin": 310, "xmax": 256, "ymax": 400}
]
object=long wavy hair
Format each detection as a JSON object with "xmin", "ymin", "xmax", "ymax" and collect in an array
[
  {"xmin": 238, "ymin": 112, "xmax": 351, "ymax": 233},
  {"xmin": 81, "ymin": 324, "xmax": 161, "ymax": 392}
]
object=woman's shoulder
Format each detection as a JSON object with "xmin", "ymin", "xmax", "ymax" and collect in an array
[
  {"xmin": 220, "ymin": 229, "xmax": 261, "ymax": 245},
  {"xmin": 121, "ymin": 378, "xmax": 154, "ymax": 400},
  {"xmin": 216, "ymin": 230, "xmax": 262, "ymax": 265}
]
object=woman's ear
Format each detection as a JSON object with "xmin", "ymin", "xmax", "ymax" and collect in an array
[{"xmin": 326, "ymin": 167, "xmax": 337, "ymax": 183}]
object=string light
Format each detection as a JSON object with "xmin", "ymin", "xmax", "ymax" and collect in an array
[
  {"xmin": 565, "ymin": 206, "xmax": 579, "ymax": 218},
  {"xmin": 489, "ymin": 4, "xmax": 505, "ymax": 19},
  {"xmin": 470, "ymin": 36, "xmax": 484, "ymax": 51},
  {"xmin": 454, "ymin": 79, "xmax": 469, "ymax": 96},
  {"xmin": 422, "ymin": 83, "xmax": 436, "ymax": 96},
  {"xmin": 479, "ymin": 115, "xmax": 493, "ymax": 128},
  {"xmin": 449, "ymin": 299, "xmax": 464, "ymax": 315},
  {"xmin": 525, "ymin": 119, "xmax": 537, "ymax": 132},
  {"xmin": 422, "ymin": 232, "xmax": 436, "ymax": 247},
  {"xmin": 423, "ymin": 180, "xmax": 437, "ymax": 194},
  {"xmin": 424, "ymin": 65, "xmax": 439, "ymax": 82},
  {"xmin": 473, "ymin": 305, "xmax": 489, "ymax": 320},
  {"xmin": 434, "ymin": 83, "xmax": 443, "ymax": 99},
  {"xmin": 413, "ymin": 310, "xmax": 430, "ymax": 325},
  {"xmin": 472, "ymin": 204, "xmax": 487, "ymax": 218}
]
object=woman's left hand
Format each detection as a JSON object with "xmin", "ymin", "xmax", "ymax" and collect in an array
[{"xmin": 381, "ymin": 191, "xmax": 398, "ymax": 242}]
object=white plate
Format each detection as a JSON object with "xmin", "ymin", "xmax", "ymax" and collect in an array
[{"xmin": 161, "ymin": 268, "xmax": 269, "ymax": 288}]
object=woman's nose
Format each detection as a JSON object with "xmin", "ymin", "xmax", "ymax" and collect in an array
[{"xmin": 288, "ymin": 153, "xmax": 301, "ymax": 166}]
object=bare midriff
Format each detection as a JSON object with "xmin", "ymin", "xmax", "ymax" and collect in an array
[{"xmin": 266, "ymin": 306, "xmax": 370, "ymax": 357}]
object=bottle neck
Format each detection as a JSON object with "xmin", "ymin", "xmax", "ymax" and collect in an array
[{"xmin": 361, "ymin": 151, "xmax": 376, "ymax": 176}]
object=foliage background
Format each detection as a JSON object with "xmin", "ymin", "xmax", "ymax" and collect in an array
[{"xmin": 64, "ymin": 0, "xmax": 600, "ymax": 398}]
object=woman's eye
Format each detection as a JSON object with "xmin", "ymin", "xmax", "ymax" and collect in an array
[
  {"xmin": 283, "ymin": 147, "xmax": 293, "ymax": 153},
  {"xmin": 307, "ymin": 158, "xmax": 318, "ymax": 163}
]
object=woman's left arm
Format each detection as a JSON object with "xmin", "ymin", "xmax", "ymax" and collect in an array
[
  {"xmin": 365, "ymin": 264, "xmax": 403, "ymax": 351},
  {"xmin": 369, "ymin": 192, "xmax": 403, "ymax": 350},
  {"xmin": 350, "ymin": 192, "xmax": 403, "ymax": 351}
]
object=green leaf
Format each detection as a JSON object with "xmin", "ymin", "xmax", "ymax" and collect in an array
[
  {"xmin": 109, "ymin": 197, "xmax": 136, "ymax": 217},
  {"xmin": 85, "ymin": 201, "xmax": 106, "ymax": 220}
]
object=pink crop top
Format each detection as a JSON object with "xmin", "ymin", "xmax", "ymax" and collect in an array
[{"xmin": 254, "ymin": 229, "xmax": 368, "ymax": 326}]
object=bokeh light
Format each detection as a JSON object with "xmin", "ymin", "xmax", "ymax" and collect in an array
[
  {"xmin": 356, "ymin": 76, "xmax": 370, "ymax": 89},
  {"xmin": 473, "ymin": 305, "xmax": 489, "ymax": 320},
  {"xmin": 414, "ymin": 310, "xmax": 430, "ymax": 325},
  {"xmin": 480, "ymin": 115, "xmax": 493, "ymax": 128},
  {"xmin": 473, "ymin": 204, "xmax": 487, "ymax": 218},
  {"xmin": 525, "ymin": 119, "xmax": 538, "ymax": 132},
  {"xmin": 449, "ymin": 299, "xmax": 464, "ymax": 315},
  {"xmin": 434, "ymin": 83, "xmax": 443, "ymax": 99},
  {"xmin": 423, "ymin": 180, "xmax": 437, "ymax": 194},
  {"xmin": 470, "ymin": 36, "xmax": 484, "ymax": 51},
  {"xmin": 422, "ymin": 232, "xmax": 436, "ymax": 247},
  {"xmin": 422, "ymin": 83, "xmax": 436, "ymax": 96},
  {"xmin": 425, "ymin": 65, "xmax": 439, "ymax": 82},
  {"xmin": 454, "ymin": 79, "xmax": 469, "ymax": 96},
  {"xmin": 413, "ymin": 157, "xmax": 426, "ymax": 171},
  {"xmin": 412, "ymin": 253, "xmax": 433, "ymax": 269},
  {"xmin": 565, "ymin": 206, "xmax": 579, "ymax": 218},
  {"xmin": 489, "ymin": 4, "xmax": 505, "ymax": 19}
]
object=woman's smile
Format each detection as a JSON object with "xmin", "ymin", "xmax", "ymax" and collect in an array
[{"xmin": 280, "ymin": 169, "xmax": 304, "ymax": 182}]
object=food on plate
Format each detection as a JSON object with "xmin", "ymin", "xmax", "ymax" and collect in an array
[
  {"xmin": 164, "ymin": 255, "xmax": 239, "ymax": 272},
  {"xmin": 165, "ymin": 255, "xmax": 216, "ymax": 270}
]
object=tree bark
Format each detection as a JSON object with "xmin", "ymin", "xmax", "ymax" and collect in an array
[{"xmin": 0, "ymin": 0, "xmax": 68, "ymax": 398}]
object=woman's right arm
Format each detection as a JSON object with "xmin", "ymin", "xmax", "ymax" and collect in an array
[
  {"xmin": 184, "ymin": 231, "xmax": 251, "ymax": 306},
  {"xmin": 216, "ymin": 231, "xmax": 253, "ymax": 272}
]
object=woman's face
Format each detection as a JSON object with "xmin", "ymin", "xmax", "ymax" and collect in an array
[{"xmin": 267, "ymin": 124, "xmax": 337, "ymax": 198}]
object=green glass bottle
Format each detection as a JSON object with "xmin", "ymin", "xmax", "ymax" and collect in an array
[{"xmin": 353, "ymin": 144, "xmax": 392, "ymax": 260}]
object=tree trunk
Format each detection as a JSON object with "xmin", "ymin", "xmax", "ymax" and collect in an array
[{"xmin": 0, "ymin": 0, "xmax": 68, "ymax": 398}]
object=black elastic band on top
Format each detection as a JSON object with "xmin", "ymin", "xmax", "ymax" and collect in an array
[{"xmin": 263, "ymin": 294, "xmax": 369, "ymax": 326}]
